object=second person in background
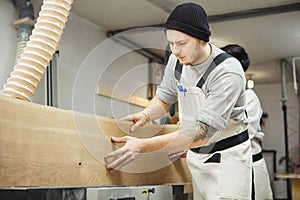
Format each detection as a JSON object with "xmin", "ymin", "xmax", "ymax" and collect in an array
[{"xmin": 222, "ymin": 44, "xmax": 273, "ymax": 200}]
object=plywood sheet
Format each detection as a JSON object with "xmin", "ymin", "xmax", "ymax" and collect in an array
[{"xmin": 0, "ymin": 95, "xmax": 191, "ymax": 187}]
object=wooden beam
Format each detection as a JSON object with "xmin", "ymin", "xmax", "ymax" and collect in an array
[{"xmin": 0, "ymin": 95, "xmax": 191, "ymax": 187}]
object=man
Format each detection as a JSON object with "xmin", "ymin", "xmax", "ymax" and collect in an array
[
  {"xmin": 105, "ymin": 3, "xmax": 252, "ymax": 199},
  {"xmin": 222, "ymin": 44, "xmax": 273, "ymax": 200}
]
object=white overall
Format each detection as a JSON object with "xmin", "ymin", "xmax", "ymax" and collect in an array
[
  {"xmin": 246, "ymin": 89, "xmax": 273, "ymax": 199},
  {"xmin": 177, "ymin": 83, "xmax": 252, "ymax": 200},
  {"xmin": 252, "ymin": 139, "xmax": 273, "ymax": 200}
]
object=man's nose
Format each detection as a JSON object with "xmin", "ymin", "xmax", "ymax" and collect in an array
[{"xmin": 172, "ymin": 45, "xmax": 181, "ymax": 55}]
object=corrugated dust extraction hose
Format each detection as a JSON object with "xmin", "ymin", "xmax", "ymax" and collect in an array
[{"xmin": 1, "ymin": 0, "xmax": 73, "ymax": 101}]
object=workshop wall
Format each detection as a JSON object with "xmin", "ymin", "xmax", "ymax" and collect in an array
[
  {"xmin": 255, "ymin": 83, "xmax": 299, "ymax": 174},
  {"xmin": 0, "ymin": 0, "xmax": 17, "ymax": 90}
]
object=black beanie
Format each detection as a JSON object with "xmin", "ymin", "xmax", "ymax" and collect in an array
[{"xmin": 164, "ymin": 3, "xmax": 211, "ymax": 42}]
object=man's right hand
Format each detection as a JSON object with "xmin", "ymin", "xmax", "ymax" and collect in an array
[{"xmin": 121, "ymin": 111, "xmax": 149, "ymax": 132}]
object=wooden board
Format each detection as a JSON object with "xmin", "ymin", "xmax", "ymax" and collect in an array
[
  {"xmin": 0, "ymin": 95, "xmax": 191, "ymax": 187},
  {"xmin": 292, "ymin": 179, "xmax": 300, "ymax": 200},
  {"xmin": 276, "ymin": 174, "xmax": 300, "ymax": 200}
]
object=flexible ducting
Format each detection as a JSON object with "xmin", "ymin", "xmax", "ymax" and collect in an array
[{"xmin": 1, "ymin": 0, "xmax": 73, "ymax": 101}]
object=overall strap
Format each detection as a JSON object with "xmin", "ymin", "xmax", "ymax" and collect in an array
[
  {"xmin": 196, "ymin": 52, "xmax": 232, "ymax": 88},
  {"xmin": 174, "ymin": 59, "xmax": 183, "ymax": 81},
  {"xmin": 174, "ymin": 52, "xmax": 232, "ymax": 85}
]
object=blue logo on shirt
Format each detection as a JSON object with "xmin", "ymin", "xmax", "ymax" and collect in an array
[{"xmin": 178, "ymin": 85, "xmax": 187, "ymax": 96}]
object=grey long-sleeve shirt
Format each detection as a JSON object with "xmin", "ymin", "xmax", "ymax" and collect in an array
[{"xmin": 156, "ymin": 44, "xmax": 247, "ymax": 131}]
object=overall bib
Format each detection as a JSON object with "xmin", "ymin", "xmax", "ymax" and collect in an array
[{"xmin": 175, "ymin": 53, "xmax": 252, "ymax": 200}]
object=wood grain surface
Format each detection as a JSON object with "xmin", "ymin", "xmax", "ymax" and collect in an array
[{"xmin": 0, "ymin": 95, "xmax": 191, "ymax": 187}]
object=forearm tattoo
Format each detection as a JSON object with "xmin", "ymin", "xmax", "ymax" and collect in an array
[{"xmin": 193, "ymin": 121, "xmax": 209, "ymax": 142}]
